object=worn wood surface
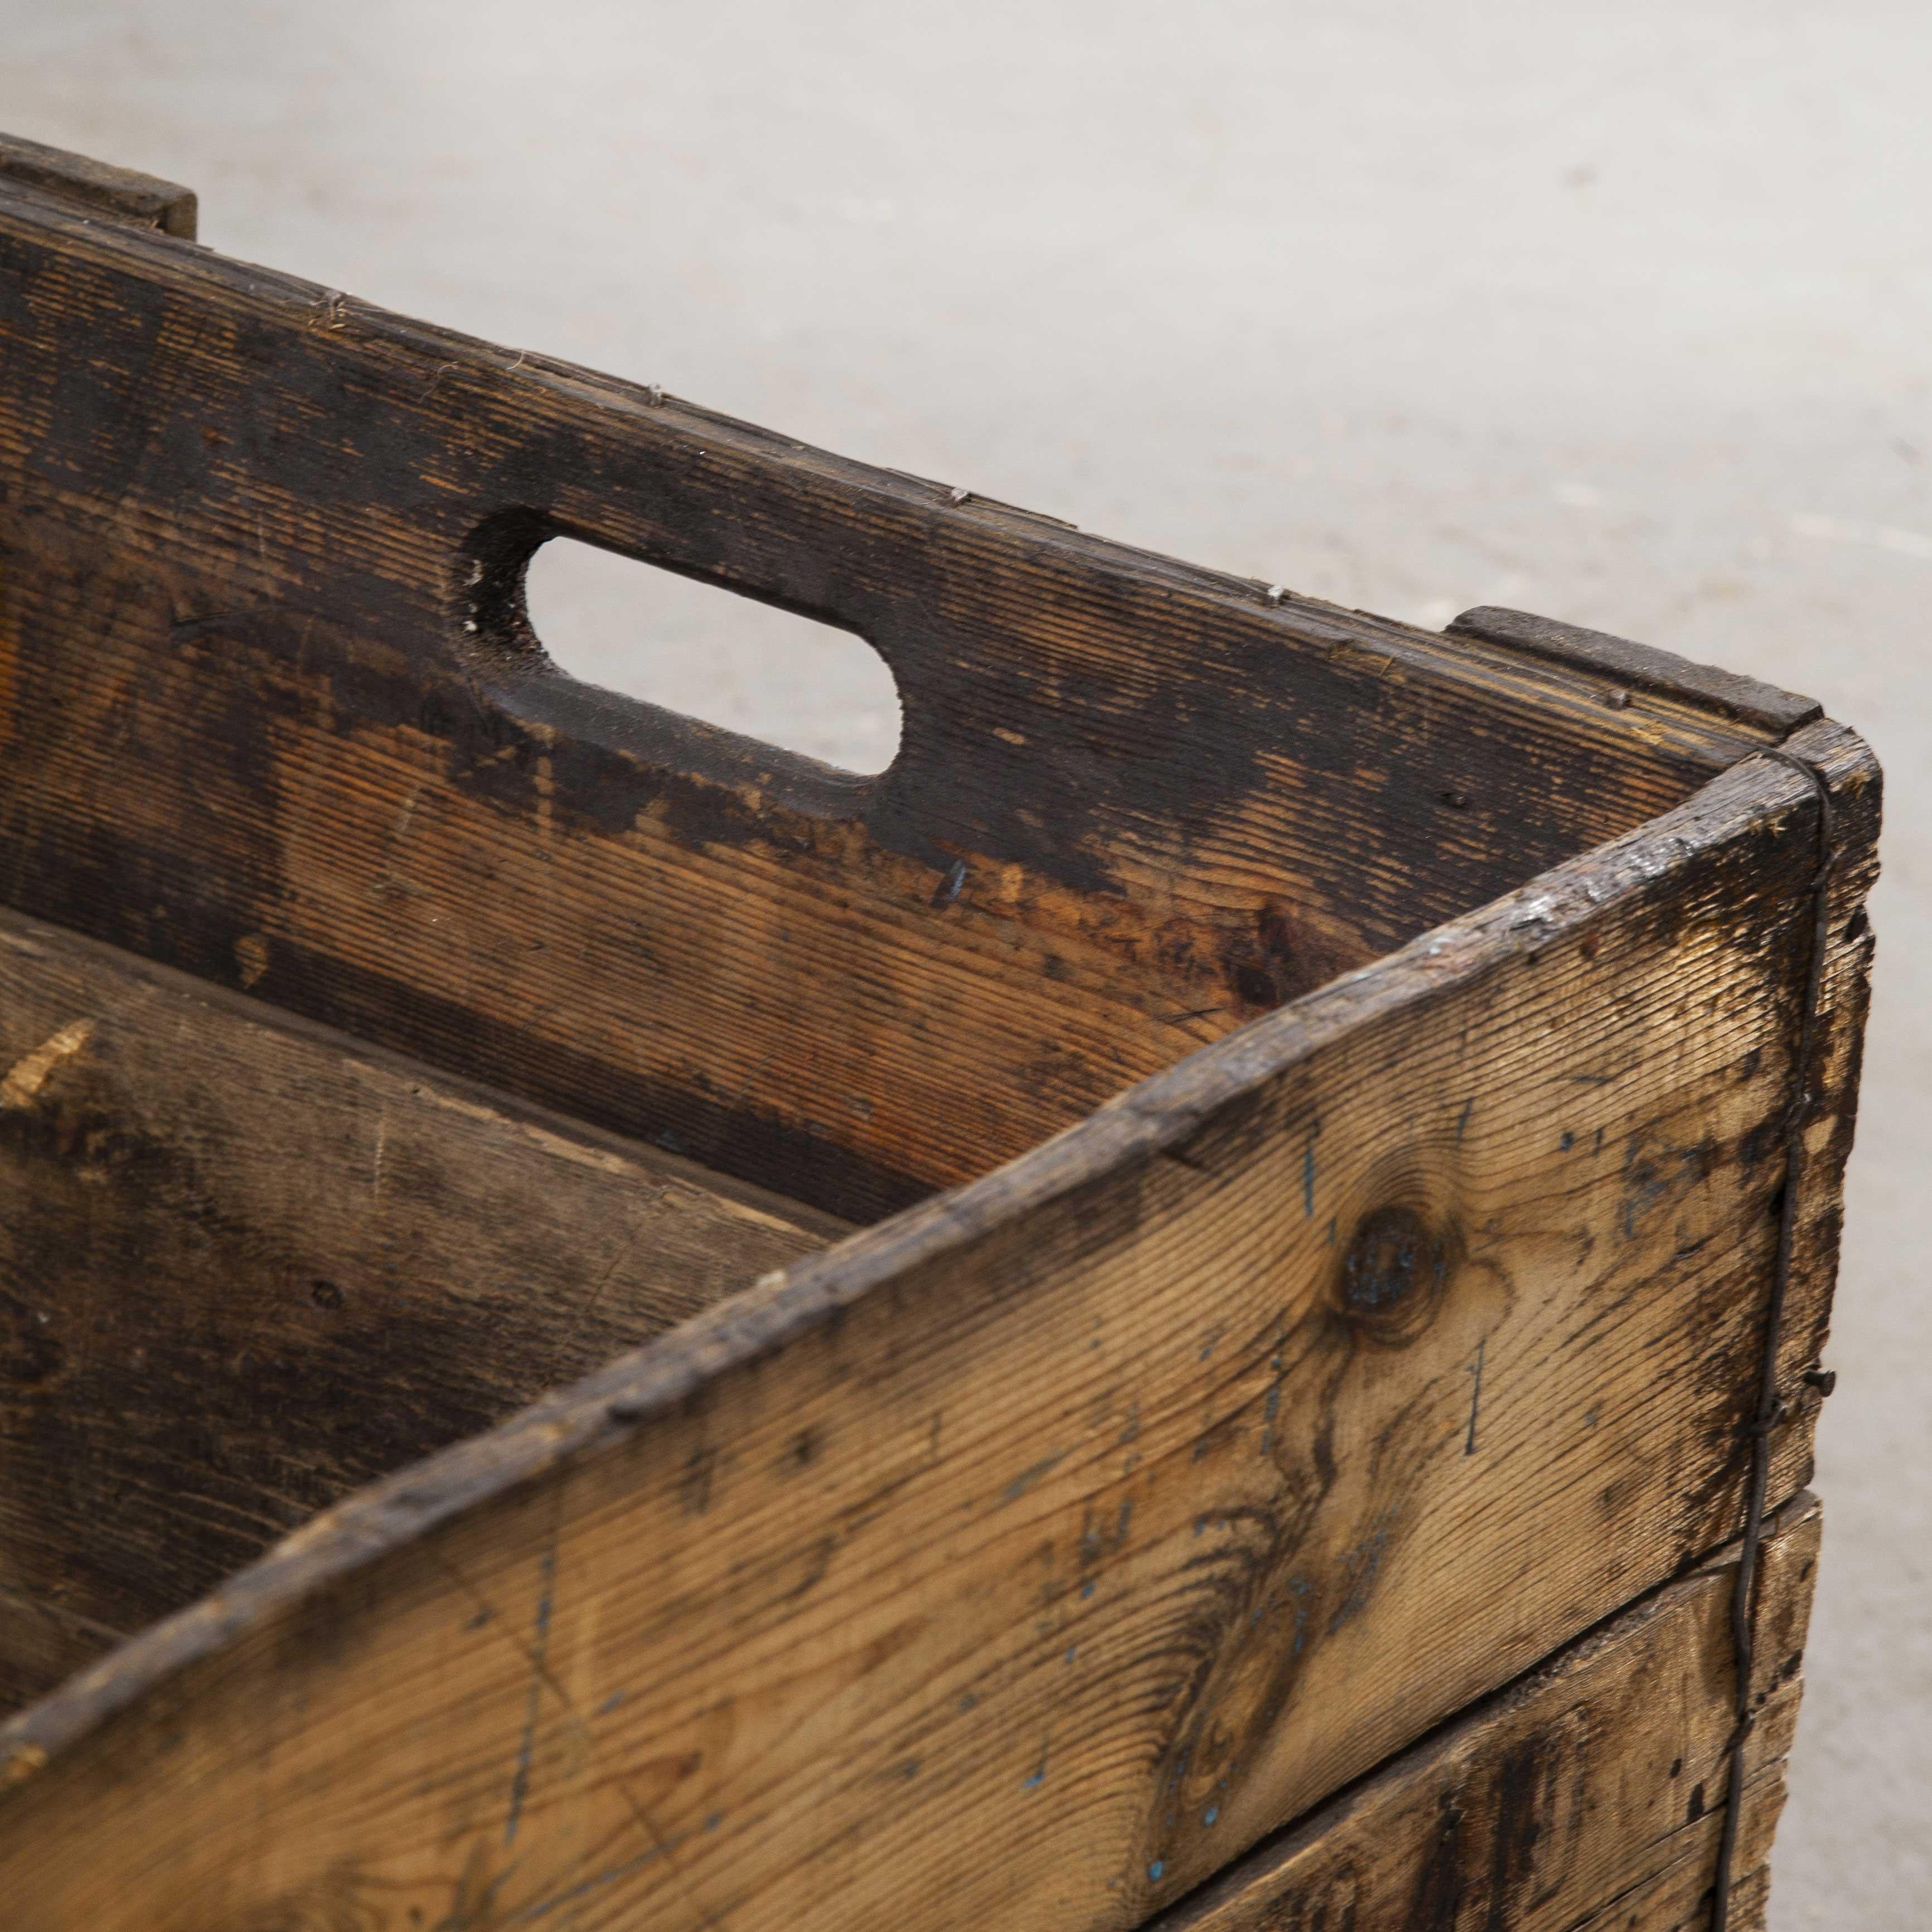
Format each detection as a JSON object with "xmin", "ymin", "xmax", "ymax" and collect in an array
[
  {"xmin": 0, "ymin": 131, "xmax": 197, "ymax": 239},
  {"xmin": 1446, "ymin": 607, "xmax": 1820, "ymax": 738},
  {"xmin": 0, "ymin": 168, "xmax": 1802, "ymax": 1226},
  {"xmin": 1151, "ymin": 1492, "xmax": 1820, "ymax": 1932},
  {"xmin": 0, "ymin": 903, "xmax": 842, "ymax": 1714},
  {"xmin": 0, "ymin": 721, "xmax": 1876, "ymax": 1931}
]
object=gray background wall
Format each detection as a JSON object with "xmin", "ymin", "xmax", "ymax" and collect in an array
[{"xmin": 3, "ymin": 4, "xmax": 1924, "ymax": 1923}]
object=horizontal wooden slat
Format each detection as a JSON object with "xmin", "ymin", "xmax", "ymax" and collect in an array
[
  {"xmin": 0, "ymin": 904, "xmax": 843, "ymax": 1710},
  {"xmin": 1448, "ymin": 605, "xmax": 1822, "ymax": 736},
  {"xmin": 0, "ymin": 723, "xmax": 1877, "ymax": 1932},
  {"xmin": 0, "ymin": 175, "xmax": 1786, "ymax": 1221},
  {"xmin": 1151, "ymin": 1492, "xmax": 1819, "ymax": 1932}
]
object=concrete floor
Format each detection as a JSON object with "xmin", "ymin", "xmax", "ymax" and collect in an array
[{"xmin": 3, "ymin": 3, "xmax": 1926, "ymax": 1922}]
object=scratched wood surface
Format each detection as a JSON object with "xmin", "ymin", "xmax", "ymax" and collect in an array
[
  {"xmin": 0, "ymin": 903, "xmax": 843, "ymax": 1715},
  {"xmin": 0, "ymin": 138, "xmax": 1880, "ymax": 1929},
  {"xmin": 1151, "ymin": 1492, "xmax": 1821, "ymax": 1932},
  {"xmin": 0, "ymin": 719, "xmax": 1876, "ymax": 1930},
  {"xmin": 0, "ymin": 159, "xmax": 1817, "ymax": 1227}
]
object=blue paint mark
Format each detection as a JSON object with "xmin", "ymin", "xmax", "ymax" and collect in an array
[
  {"xmin": 1193, "ymin": 1515, "xmax": 1205, "ymax": 1537},
  {"xmin": 959, "ymin": 1692, "xmax": 977, "ymax": 1711},
  {"xmin": 595, "ymin": 1690, "xmax": 625, "ymax": 1716},
  {"xmin": 503, "ymin": 1839, "xmax": 679, "ymax": 1924},
  {"xmin": 1204, "ymin": 1807, "xmax": 1219, "ymax": 1826},
  {"xmin": 1287, "ymin": 1575, "xmax": 1313, "ymax": 1657},
  {"xmin": 1464, "ymin": 1338, "xmax": 1486, "ymax": 1456},
  {"xmin": 1081, "ymin": 1580, "xmax": 1096, "ymax": 1599},
  {"xmin": 1149, "ymin": 1861, "xmax": 1165, "ymax": 1882},
  {"xmin": 1301, "ymin": 1141, "xmax": 1316, "ymax": 1218},
  {"xmin": 705, "ymin": 1812, "xmax": 722, "ymax": 1831},
  {"xmin": 1117, "ymin": 1498, "xmax": 1134, "ymax": 1541},
  {"xmin": 1024, "ymin": 1740, "xmax": 1049, "ymax": 1790},
  {"xmin": 1265, "ymin": 1387, "xmax": 1280, "ymax": 1422},
  {"xmin": 1001, "ymin": 1450, "xmax": 1064, "ymax": 1504},
  {"xmin": 1560, "ymin": 1130, "xmax": 1575, "ymax": 1151},
  {"xmin": 1065, "ymin": 1646, "xmax": 1077, "ymax": 1663},
  {"xmin": 505, "ymin": 1537, "xmax": 558, "ymax": 1848}
]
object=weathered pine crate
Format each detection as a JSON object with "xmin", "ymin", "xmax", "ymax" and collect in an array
[{"xmin": 0, "ymin": 140, "xmax": 1877, "ymax": 1930}]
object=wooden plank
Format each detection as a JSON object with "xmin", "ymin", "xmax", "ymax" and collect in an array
[
  {"xmin": 0, "ymin": 904, "xmax": 843, "ymax": 1712},
  {"xmin": 0, "ymin": 723, "xmax": 1877, "ymax": 1932},
  {"xmin": 0, "ymin": 166, "xmax": 1795, "ymax": 1223},
  {"xmin": 1149, "ymin": 1492, "xmax": 1819, "ymax": 1932},
  {"xmin": 0, "ymin": 131, "xmax": 196, "ymax": 239},
  {"xmin": 1447, "ymin": 605, "xmax": 1822, "ymax": 737}
]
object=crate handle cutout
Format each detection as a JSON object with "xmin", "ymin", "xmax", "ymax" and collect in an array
[
  {"xmin": 455, "ymin": 506, "xmax": 906, "ymax": 810},
  {"xmin": 522, "ymin": 535, "xmax": 901, "ymax": 777}
]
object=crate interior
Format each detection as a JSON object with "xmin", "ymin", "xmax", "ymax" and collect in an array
[
  {"xmin": 0, "ymin": 570, "xmax": 1730, "ymax": 1725},
  {"xmin": 0, "ymin": 204, "xmax": 1760, "ymax": 1720}
]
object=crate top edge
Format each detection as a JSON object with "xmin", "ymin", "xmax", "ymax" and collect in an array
[
  {"xmin": 0, "ymin": 130, "xmax": 197, "ymax": 241},
  {"xmin": 1447, "ymin": 606, "xmax": 1820, "ymax": 737},
  {"xmin": 0, "ymin": 148, "xmax": 1809, "ymax": 769}
]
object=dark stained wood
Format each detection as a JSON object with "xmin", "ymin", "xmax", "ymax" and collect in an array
[
  {"xmin": 1151, "ymin": 1492, "xmax": 1820, "ymax": 1932},
  {"xmin": 0, "ymin": 131, "xmax": 196, "ymax": 239},
  {"xmin": 0, "ymin": 1587, "xmax": 123, "ymax": 1730},
  {"xmin": 0, "ymin": 166, "xmax": 1795, "ymax": 1226},
  {"xmin": 1447, "ymin": 606, "xmax": 1822, "ymax": 737},
  {"xmin": 0, "ymin": 724, "xmax": 1877, "ymax": 1932},
  {"xmin": 0, "ymin": 903, "xmax": 843, "ymax": 1712}
]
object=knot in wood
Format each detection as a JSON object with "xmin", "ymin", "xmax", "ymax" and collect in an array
[{"xmin": 1334, "ymin": 1204, "xmax": 1456, "ymax": 1347}]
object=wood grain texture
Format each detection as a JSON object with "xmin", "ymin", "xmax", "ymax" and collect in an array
[
  {"xmin": 1447, "ymin": 607, "xmax": 1820, "ymax": 737},
  {"xmin": 0, "ymin": 903, "xmax": 842, "ymax": 1712},
  {"xmin": 0, "ymin": 724, "xmax": 1877, "ymax": 1932},
  {"xmin": 0, "ymin": 168, "xmax": 1791, "ymax": 1224},
  {"xmin": 1151, "ymin": 1492, "xmax": 1819, "ymax": 1932},
  {"xmin": 0, "ymin": 132, "xmax": 197, "ymax": 239}
]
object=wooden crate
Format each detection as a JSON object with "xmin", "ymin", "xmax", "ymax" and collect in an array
[{"xmin": 0, "ymin": 139, "xmax": 1876, "ymax": 1930}]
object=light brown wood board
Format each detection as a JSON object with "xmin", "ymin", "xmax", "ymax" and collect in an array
[
  {"xmin": 1147, "ymin": 1491, "xmax": 1819, "ymax": 1932},
  {"xmin": 0, "ymin": 718, "xmax": 1877, "ymax": 1931}
]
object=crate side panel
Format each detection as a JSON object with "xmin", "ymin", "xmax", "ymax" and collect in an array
[
  {"xmin": 0, "ymin": 191, "xmax": 1772, "ymax": 1221},
  {"xmin": 0, "ymin": 906, "xmax": 840, "ymax": 1706},
  {"xmin": 0, "ymin": 743, "xmax": 1873, "ymax": 1932}
]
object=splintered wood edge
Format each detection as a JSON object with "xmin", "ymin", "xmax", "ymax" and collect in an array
[
  {"xmin": 0, "ymin": 169, "xmax": 1790, "ymax": 781},
  {"xmin": 0, "ymin": 131, "xmax": 197, "ymax": 240},
  {"xmin": 0, "ymin": 719, "xmax": 1868, "ymax": 1789}
]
